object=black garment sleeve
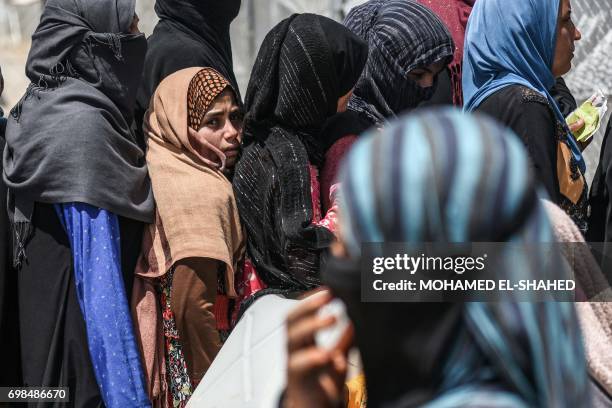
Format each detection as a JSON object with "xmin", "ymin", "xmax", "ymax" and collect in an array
[
  {"xmin": 551, "ymin": 77, "xmax": 577, "ymax": 118},
  {"xmin": 0, "ymin": 133, "xmax": 22, "ymax": 387},
  {"xmin": 588, "ymin": 118, "xmax": 612, "ymax": 243},
  {"xmin": 510, "ymin": 101, "xmax": 560, "ymax": 203},
  {"xmin": 320, "ymin": 110, "xmax": 372, "ymax": 151},
  {"xmin": 476, "ymin": 87, "xmax": 560, "ymax": 203}
]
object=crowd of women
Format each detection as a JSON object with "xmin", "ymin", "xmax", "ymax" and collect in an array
[{"xmin": 1, "ymin": 0, "xmax": 612, "ymax": 406}]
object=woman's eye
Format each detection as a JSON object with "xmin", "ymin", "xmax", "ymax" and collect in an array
[{"xmin": 206, "ymin": 119, "xmax": 219, "ymax": 127}]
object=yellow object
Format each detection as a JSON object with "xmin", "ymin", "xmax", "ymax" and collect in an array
[
  {"xmin": 566, "ymin": 89, "xmax": 608, "ymax": 143},
  {"xmin": 567, "ymin": 101, "xmax": 600, "ymax": 142},
  {"xmin": 346, "ymin": 374, "xmax": 367, "ymax": 408}
]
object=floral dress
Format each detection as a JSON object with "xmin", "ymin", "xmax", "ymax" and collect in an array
[{"xmin": 159, "ymin": 267, "xmax": 192, "ymax": 408}]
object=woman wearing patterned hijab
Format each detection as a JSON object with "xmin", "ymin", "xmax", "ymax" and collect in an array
[
  {"xmin": 3, "ymin": 0, "xmax": 151, "ymax": 406},
  {"xmin": 133, "ymin": 67, "xmax": 244, "ymax": 407},
  {"xmin": 285, "ymin": 109, "xmax": 589, "ymax": 408},
  {"xmin": 232, "ymin": 14, "xmax": 368, "ymax": 294},
  {"xmin": 344, "ymin": 0, "xmax": 455, "ymax": 127},
  {"xmin": 318, "ymin": 0, "xmax": 455, "ymax": 213},
  {"xmin": 416, "ymin": 0, "xmax": 475, "ymax": 107}
]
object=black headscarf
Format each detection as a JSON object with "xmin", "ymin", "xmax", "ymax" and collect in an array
[
  {"xmin": 344, "ymin": 0, "xmax": 454, "ymax": 126},
  {"xmin": 135, "ymin": 0, "xmax": 241, "ymax": 146},
  {"xmin": 3, "ymin": 0, "xmax": 153, "ymax": 267},
  {"xmin": 233, "ymin": 14, "xmax": 368, "ymax": 292}
]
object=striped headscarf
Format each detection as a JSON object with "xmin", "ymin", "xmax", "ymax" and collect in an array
[
  {"xmin": 328, "ymin": 109, "xmax": 588, "ymax": 407},
  {"xmin": 416, "ymin": 0, "xmax": 475, "ymax": 106},
  {"xmin": 344, "ymin": 0, "xmax": 454, "ymax": 126}
]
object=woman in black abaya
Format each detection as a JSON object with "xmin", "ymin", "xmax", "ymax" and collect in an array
[
  {"xmin": 3, "ymin": 1, "xmax": 153, "ymax": 406},
  {"xmin": 232, "ymin": 14, "xmax": 368, "ymax": 295}
]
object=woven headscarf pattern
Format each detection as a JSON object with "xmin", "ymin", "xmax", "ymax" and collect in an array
[
  {"xmin": 187, "ymin": 69, "xmax": 229, "ymax": 130},
  {"xmin": 344, "ymin": 0, "xmax": 454, "ymax": 126},
  {"xmin": 416, "ymin": 0, "xmax": 474, "ymax": 106}
]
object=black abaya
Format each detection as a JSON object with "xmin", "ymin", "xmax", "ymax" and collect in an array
[
  {"xmin": 1, "ymin": 125, "xmax": 22, "ymax": 388},
  {"xmin": 589, "ymin": 118, "xmax": 612, "ymax": 244},
  {"xmin": 233, "ymin": 14, "xmax": 367, "ymax": 292}
]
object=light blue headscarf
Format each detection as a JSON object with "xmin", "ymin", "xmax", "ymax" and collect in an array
[
  {"xmin": 462, "ymin": 0, "xmax": 586, "ymax": 173},
  {"xmin": 332, "ymin": 109, "xmax": 588, "ymax": 407}
]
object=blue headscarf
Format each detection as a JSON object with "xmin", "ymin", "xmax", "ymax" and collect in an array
[
  {"xmin": 329, "ymin": 109, "xmax": 588, "ymax": 407},
  {"xmin": 462, "ymin": 0, "xmax": 586, "ymax": 173}
]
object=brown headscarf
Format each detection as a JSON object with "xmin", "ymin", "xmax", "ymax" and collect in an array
[
  {"xmin": 132, "ymin": 67, "xmax": 244, "ymax": 405},
  {"xmin": 138, "ymin": 66, "xmax": 243, "ymax": 284}
]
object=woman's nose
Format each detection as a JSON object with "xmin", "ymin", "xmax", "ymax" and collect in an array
[
  {"xmin": 575, "ymin": 27, "xmax": 582, "ymax": 41},
  {"xmin": 224, "ymin": 120, "xmax": 241, "ymax": 143}
]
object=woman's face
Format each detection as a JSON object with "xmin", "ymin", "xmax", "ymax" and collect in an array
[
  {"xmin": 407, "ymin": 60, "xmax": 446, "ymax": 88},
  {"xmin": 552, "ymin": 0, "xmax": 581, "ymax": 77},
  {"xmin": 191, "ymin": 89, "xmax": 243, "ymax": 171}
]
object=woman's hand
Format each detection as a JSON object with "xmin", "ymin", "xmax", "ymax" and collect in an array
[
  {"xmin": 569, "ymin": 118, "xmax": 592, "ymax": 151},
  {"xmin": 283, "ymin": 290, "xmax": 350, "ymax": 408}
]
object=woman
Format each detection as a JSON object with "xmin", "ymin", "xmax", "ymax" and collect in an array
[
  {"xmin": 232, "ymin": 14, "xmax": 368, "ymax": 294},
  {"xmin": 284, "ymin": 109, "xmax": 589, "ymax": 408},
  {"xmin": 589, "ymin": 120, "xmax": 612, "ymax": 245},
  {"xmin": 133, "ymin": 67, "xmax": 244, "ymax": 407},
  {"xmin": 344, "ymin": 0, "xmax": 455, "ymax": 128},
  {"xmin": 319, "ymin": 0, "xmax": 455, "ymax": 211},
  {"xmin": 3, "ymin": 1, "xmax": 152, "ymax": 406},
  {"xmin": 416, "ymin": 0, "xmax": 475, "ymax": 107},
  {"xmin": 463, "ymin": 0, "xmax": 588, "ymax": 232},
  {"xmin": 135, "ymin": 0, "xmax": 242, "ymax": 147}
]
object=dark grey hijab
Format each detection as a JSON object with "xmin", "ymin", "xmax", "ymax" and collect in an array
[
  {"xmin": 344, "ymin": 0, "xmax": 454, "ymax": 126},
  {"xmin": 3, "ymin": 0, "xmax": 153, "ymax": 267}
]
